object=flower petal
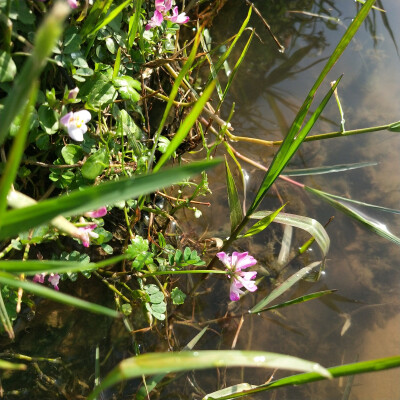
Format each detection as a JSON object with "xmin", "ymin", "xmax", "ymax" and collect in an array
[
  {"xmin": 229, "ymin": 281, "xmax": 243, "ymax": 301},
  {"xmin": 48, "ymin": 273, "xmax": 60, "ymax": 291},
  {"xmin": 68, "ymin": 128, "xmax": 84, "ymax": 142},
  {"xmin": 236, "ymin": 274, "xmax": 258, "ymax": 292},
  {"xmin": 60, "ymin": 112, "xmax": 73, "ymax": 126},
  {"xmin": 217, "ymin": 251, "xmax": 232, "ymax": 269},
  {"xmin": 232, "ymin": 251, "xmax": 257, "ymax": 271},
  {"xmin": 74, "ymin": 110, "xmax": 91, "ymax": 123},
  {"xmin": 146, "ymin": 10, "xmax": 164, "ymax": 30},
  {"xmin": 85, "ymin": 207, "xmax": 107, "ymax": 218},
  {"xmin": 169, "ymin": 7, "xmax": 189, "ymax": 24}
]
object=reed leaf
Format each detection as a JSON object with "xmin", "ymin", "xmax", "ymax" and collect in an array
[
  {"xmin": 87, "ymin": 350, "xmax": 330, "ymax": 400},
  {"xmin": 242, "ymin": 205, "xmax": 285, "ymax": 238},
  {"xmin": 153, "ymin": 81, "xmax": 216, "ymax": 172},
  {"xmin": 250, "ymin": 211, "xmax": 330, "ymax": 257},
  {"xmin": 0, "ymin": 272, "xmax": 118, "ymax": 318},
  {"xmin": 283, "ymin": 161, "xmax": 377, "ymax": 176},
  {"xmin": 305, "ymin": 186, "xmax": 400, "ymax": 245},
  {"xmin": 257, "ymin": 290, "xmax": 337, "ymax": 313},
  {"xmin": 0, "ymin": 159, "xmax": 221, "ymax": 240},
  {"xmin": 205, "ymin": 355, "xmax": 400, "ymax": 399},
  {"xmin": 225, "ymin": 158, "xmax": 243, "ymax": 233},
  {"xmin": 250, "ymin": 262, "xmax": 322, "ymax": 314}
]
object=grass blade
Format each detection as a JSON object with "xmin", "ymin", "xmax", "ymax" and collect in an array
[
  {"xmin": 250, "ymin": 211, "xmax": 330, "ymax": 258},
  {"xmin": 0, "ymin": 2, "xmax": 69, "ymax": 146},
  {"xmin": 0, "ymin": 272, "xmax": 118, "ymax": 318},
  {"xmin": 242, "ymin": 205, "xmax": 285, "ymax": 238},
  {"xmin": 225, "ymin": 158, "xmax": 244, "ymax": 233},
  {"xmin": 257, "ymin": 290, "xmax": 337, "ymax": 313},
  {"xmin": 283, "ymin": 161, "xmax": 377, "ymax": 176},
  {"xmin": 250, "ymin": 262, "xmax": 322, "ymax": 314},
  {"xmin": 0, "ymin": 159, "xmax": 221, "ymax": 240},
  {"xmin": 127, "ymin": 0, "xmax": 143, "ymax": 51},
  {"xmin": 153, "ymin": 81, "xmax": 216, "ymax": 172},
  {"xmin": 87, "ymin": 350, "xmax": 330, "ymax": 400},
  {"xmin": 305, "ymin": 186, "xmax": 400, "ymax": 245},
  {"xmin": 0, "ymin": 81, "xmax": 38, "ymax": 221},
  {"xmin": 206, "ymin": 355, "xmax": 400, "ymax": 399}
]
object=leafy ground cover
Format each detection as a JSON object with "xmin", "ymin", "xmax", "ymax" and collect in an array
[{"xmin": 0, "ymin": 0, "xmax": 399, "ymax": 398}]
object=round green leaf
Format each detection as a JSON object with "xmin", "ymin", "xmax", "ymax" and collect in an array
[
  {"xmin": 81, "ymin": 148, "xmax": 109, "ymax": 180},
  {"xmin": 0, "ymin": 50, "xmax": 16, "ymax": 82},
  {"xmin": 61, "ymin": 144, "xmax": 84, "ymax": 165}
]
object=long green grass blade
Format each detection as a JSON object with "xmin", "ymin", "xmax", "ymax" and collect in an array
[
  {"xmin": 225, "ymin": 158, "xmax": 243, "ymax": 233},
  {"xmin": 79, "ymin": 0, "xmax": 113, "ymax": 38},
  {"xmin": 127, "ymin": 0, "xmax": 143, "ymax": 51},
  {"xmin": 305, "ymin": 186, "xmax": 400, "ymax": 245},
  {"xmin": 206, "ymin": 355, "xmax": 400, "ymax": 399},
  {"xmin": 136, "ymin": 327, "xmax": 209, "ymax": 400},
  {"xmin": 250, "ymin": 211, "xmax": 330, "ymax": 257},
  {"xmin": 0, "ymin": 2, "xmax": 69, "ymax": 146},
  {"xmin": 154, "ymin": 82, "xmax": 216, "ymax": 172},
  {"xmin": 0, "ymin": 159, "xmax": 221, "ymax": 240},
  {"xmin": 87, "ymin": 350, "xmax": 330, "ymax": 400},
  {"xmin": 242, "ymin": 205, "xmax": 284, "ymax": 238},
  {"xmin": 148, "ymin": 30, "xmax": 202, "ymax": 171},
  {"xmin": 0, "ymin": 260, "xmax": 97, "ymax": 274},
  {"xmin": 0, "ymin": 360, "xmax": 27, "ymax": 370},
  {"xmin": 88, "ymin": 0, "xmax": 131, "ymax": 37},
  {"xmin": 305, "ymin": 186, "xmax": 400, "ymax": 214},
  {"xmin": 283, "ymin": 161, "xmax": 377, "ymax": 176},
  {"xmin": 0, "ymin": 272, "xmax": 118, "ymax": 318},
  {"xmin": 246, "ymin": 78, "xmax": 341, "ymax": 216},
  {"xmin": 257, "ymin": 290, "xmax": 337, "ymax": 313},
  {"xmin": 250, "ymin": 262, "xmax": 322, "ymax": 314},
  {"xmin": 0, "ymin": 81, "xmax": 38, "ymax": 221}
]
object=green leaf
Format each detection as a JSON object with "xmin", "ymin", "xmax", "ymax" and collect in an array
[
  {"xmin": 305, "ymin": 186, "xmax": 400, "ymax": 246},
  {"xmin": 0, "ymin": 272, "xmax": 118, "ymax": 318},
  {"xmin": 225, "ymin": 159, "xmax": 243, "ymax": 233},
  {"xmin": 171, "ymin": 287, "xmax": 186, "ymax": 305},
  {"xmin": 242, "ymin": 204, "xmax": 284, "ymax": 238},
  {"xmin": 80, "ymin": 70, "xmax": 117, "ymax": 109},
  {"xmin": 126, "ymin": 236, "xmax": 149, "ymax": 258},
  {"xmin": 250, "ymin": 262, "xmax": 322, "ymax": 314},
  {"xmin": 0, "ymin": 50, "xmax": 16, "ymax": 82},
  {"xmin": 205, "ymin": 356, "xmax": 400, "ymax": 399},
  {"xmin": 257, "ymin": 290, "xmax": 337, "ymax": 313},
  {"xmin": 283, "ymin": 161, "xmax": 378, "ymax": 176},
  {"xmin": 250, "ymin": 210, "xmax": 330, "ymax": 258},
  {"xmin": 87, "ymin": 351, "xmax": 330, "ymax": 399},
  {"xmin": 113, "ymin": 76, "xmax": 141, "ymax": 102},
  {"xmin": 81, "ymin": 148, "xmax": 109, "ymax": 180},
  {"xmin": 0, "ymin": 159, "xmax": 221, "ymax": 240},
  {"xmin": 0, "ymin": 2, "xmax": 69, "ymax": 146},
  {"xmin": 61, "ymin": 144, "xmax": 84, "ymax": 165},
  {"xmin": 38, "ymin": 105, "xmax": 58, "ymax": 135}
]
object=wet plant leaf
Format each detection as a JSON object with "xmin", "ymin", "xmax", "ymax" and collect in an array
[
  {"xmin": 305, "ymin": 186, "xmax": 400, "ymax": 245},
  {"xmin": 250, "ymin": 211, "xmax": 330, "ymax": 258},
  {"xmin": 88, "ymin": 350, "xmax": 330, "ymax": 400},
  {"xmin": 242, "ymin": 204, "xmax": 284, "ymax": 238},
  {"xmin": 205, "ymin": 356, "xmax": 400, "ymax": 399},
  {"xmin": 0, "ymin": 159, "xmax": 221, "ymax": 240},
  {"xmin": 225, "ymin": 158, "xmax": 243, "ymax": 233},
  {"xmin": 283, "ymin": 162, "xmax": 377, "ymax": 176},
  {"xmin": 250, "ymin": 262, "xmax": 322, "ymax": 314}
]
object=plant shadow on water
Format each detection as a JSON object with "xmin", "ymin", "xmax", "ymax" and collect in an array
[{"xmin": 1, "ymin": 1, "xmax": 400, "ymax": 399}]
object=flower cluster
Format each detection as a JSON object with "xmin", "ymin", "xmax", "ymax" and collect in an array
[
  {"xmin": 60, "ymin": 110, "xmax": 91, "ymax": 142},
  {"xmin": 217, "ymin": 251, "xmax": 258, "ymax": 301},
  {"xmin": 146, "ymin": 0, "xmax": 189, "ymax": 30},
  {"xmin": 33, "ymin": 273, "xmax": 61, "ymax": 291},
  {"xmin": 78, "ymin": 207, "xmax": 107, "ymax": 247}
]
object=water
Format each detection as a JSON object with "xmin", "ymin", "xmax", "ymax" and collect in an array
[{"xmin": 193, "ymin": 1, "xmax": 400, "ymax": 399}]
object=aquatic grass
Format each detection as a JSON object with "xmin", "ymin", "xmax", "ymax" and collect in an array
[
  {"xmin": 0, "ymin": 159, "xmax": 220, "ymax": 240},
  {"xmin": 88, "ymin": 350, "xmax": 331, "ymax": 400},
  {"xmin": 203, "ymin": 355, "xmax": 400, "ymax": 399}
]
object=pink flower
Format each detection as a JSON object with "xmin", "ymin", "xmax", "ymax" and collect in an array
[
  {"xmin": 217, "ymin": 251, "xmax": 258, "ymax": 301},
  {"xmin": 68, "ymin": 0, "xmax": 78, "ymax": 8},
  {"xmin": 68, "ymin": 87, "xmax": 79, "ymax": 100},
  {"xmin": 167, "ymin": 6, "xmax": 189, "ymax": 24},
  {"xmin": 145, "ymin": 0, "xmax": 189, "ymax": 30},
  {"xmin": 145, "ymin": 10, "xmax": 164, "ymax": 30},
  {"xmin": 60, "ymin": 110, "xmax": 91, "ymax": 142},
  {"xmin": 84, "ymin": 207, "xmax": 107, "ymax": 218},
  {"xmin": 33, "ymin": 273, "xmax": 60, "ymax": 291},
  {"xmin": 78, "ymin": 224, "xmax": 99, "ymax": 247}
]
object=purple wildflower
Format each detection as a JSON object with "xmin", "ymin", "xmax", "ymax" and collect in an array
[
  {"xmin": 146, "ymin": 0, "xmax": 189, "ymax": 30},
  {"xmin": 33, "ymin": 273, "xmax": 61, "ymax": 291},
  {"xmin": 78, "ymin": 224, "xmax": 99, "ymax": 247},
  {"xmin": 84, "ymin": 207, "xmax": 107, "ymax": 218},
  {"xmin": 60, "ymin": 110, "xmax": 91, "ymax": 142},
  {"xmin": 217, "ymin": 251, "xmax": 258, "ymax": 301}
]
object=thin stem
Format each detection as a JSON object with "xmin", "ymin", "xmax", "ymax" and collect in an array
[{"xmin": 141, "ymin": 269, "xmax": 228, "ymax": 277}]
